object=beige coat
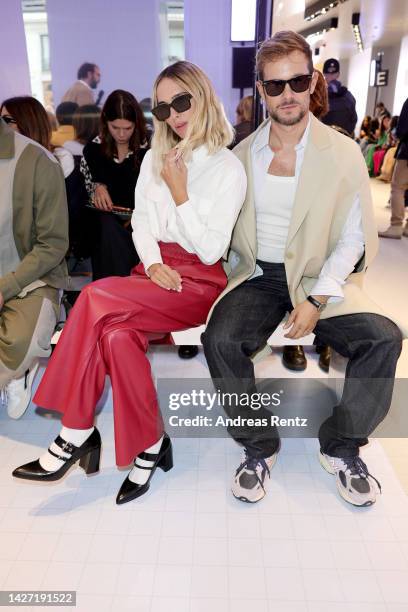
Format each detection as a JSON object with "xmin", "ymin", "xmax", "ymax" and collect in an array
[
  {"xmin": 207, "ymin": 115, "xmax": 407, "ymax": 337},
  {"xmin": 61, "ymin": 81, "xmax": 95, "ymax": 106}
]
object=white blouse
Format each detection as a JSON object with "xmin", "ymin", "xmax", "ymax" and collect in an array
[{"xmin": 131, "ymin": 146, "xmax": 247, "ymax": 272}]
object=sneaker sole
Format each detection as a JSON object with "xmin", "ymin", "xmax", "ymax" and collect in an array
[
  {"xmin": 232, "ymin": 452, "xmax": 278, "ymax": 504},
  {"xmin": 318, "ymin": 452, "xmax": 376, "ymax": 507}
]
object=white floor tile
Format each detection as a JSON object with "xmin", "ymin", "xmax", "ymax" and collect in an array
[
  {"xmin": 114, "ymin": 564, "xmax": 155, "ymax": 597},
  {"xmin": 228, "ymin": 565, "xmax": 266, "ymax": 599},
  {"xmin": 152, "ymin": 565, "xmax": 191, "ymax": 598},
  {"xmin": 264, "ymin": 567, "xmax": 305, "ymax": 601},
  {"xmin": 302, "ymin": 568, "xmax": 344, "ymax": 601},
  {"xmin": 192, "ymin": 537, "xmax": 228, "ymax": 566},
  {"xmin": 191, "ymin": 565, "xmax": 228, "ymax": 598}
]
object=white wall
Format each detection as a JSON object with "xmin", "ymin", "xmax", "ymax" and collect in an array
[
  {"xmin": 0, "ymin": 0, "xmax": 31, "ymax": 102},
  {"xmin": 394, "ymin": 35, "xmax": 408, "ymax": 115},
  {"xmin": 347, "ymin": 47, "xmax": 372, "ymax": 135},
  {"xmin": 47, "ymin": 0, "xmax": 163, "ymax": 107}
]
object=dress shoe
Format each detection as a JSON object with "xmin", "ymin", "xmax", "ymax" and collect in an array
[
  {"xmin": 316, "ymin": 344, "xmax": 331, "ymax": 373},
  {"xmin": 178, "ymin": 345, "xmax": 199, "ymax": 359},
  {"xmin": 12, "ymin": 428, "xmax": 101, "ymax": 482},
  {"xmin": 282, "ymin": 345, "xmax": 307, "ymax": 371},
  {"xmin": 116, "ymin": 433, "xmax": 173, "ymax": 505}
]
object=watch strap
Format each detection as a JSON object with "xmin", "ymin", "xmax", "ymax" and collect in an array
[{"xmin": 307, "ymin": 295, "xmax": 324, "ymax": 310}]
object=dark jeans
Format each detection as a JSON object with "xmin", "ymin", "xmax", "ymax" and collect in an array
[{"xmin": 202, "ymin": 261, "xmax": 403, "ymax": 459}]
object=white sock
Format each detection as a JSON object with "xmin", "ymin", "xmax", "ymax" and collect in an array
[
  {"xmin": 128, "ymin": 434, "xmax": 164, "ymax": 485},
  {"xmin": 39, "ymin": 426, "xmax": 95, "ymax": 471}
]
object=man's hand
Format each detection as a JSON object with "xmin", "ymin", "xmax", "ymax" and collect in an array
[
  {"xmin": 147, "ymin": 263, "xmax": 182, "ymax": 291},
  {"xmin": 93, "ymin": 184, "xmax": 113, "ymax": 211},
  {"xmin": 161, "ymin": 148, "xmax": 188, "ymax": 206},
  {"xmin": 0, "ymin": 292, "xmax": 3, "ymax": 311},
  {"xmin": 283, "ymin": 299, "xmax": 323, "ymax": 339}
]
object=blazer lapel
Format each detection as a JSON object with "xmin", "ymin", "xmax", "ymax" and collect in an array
[{"xmin": 286, "ymin": 115, "xmax": 332, "ymax": 247}]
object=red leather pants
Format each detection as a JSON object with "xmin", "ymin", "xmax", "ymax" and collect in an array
[{"xmin": 34, "ymin": 243, "xmax": 226, "ymax": 466}]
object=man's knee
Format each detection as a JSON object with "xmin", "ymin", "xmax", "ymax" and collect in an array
[{"xmin": 369, "ymin": 315, "xmax": 403, "ymax": 356}]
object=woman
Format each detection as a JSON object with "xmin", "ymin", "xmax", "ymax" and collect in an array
[
  {"xmin": 232, "ymin": 95, "xmax": 254, "ymax": 146},
  {"xmin": 359, "ymin": 115, "xmax": 372, "ymax": 141},
  {"xmin": 64, "ymin": 104, "xmax": 100, "ymax": 156},
  {"xmin": 0, "ymin": 96, "xmax": 74, "ymax": 178},
  {"xmin": 13, "ymin": 61, "xmax": 247, "ymax": 505},
  {"xmin": 80, "ymin": 90, "xmax": 148, "ymax": 279},
  {"xmin": 365, "ymin": 112, "xmax": 391, "ymax": 175}
]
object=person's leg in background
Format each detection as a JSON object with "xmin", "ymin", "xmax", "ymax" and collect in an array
[
  {"xmin": 314, "ymin": 313, "xmax": 403, "ymax": 506},
  {"xmin": 378, "ymin": 159, "xmax": 408, "ymax": 239},
  {"xmin": 0, "ymin": 286, "xmax": 59, "ymax": 419}
]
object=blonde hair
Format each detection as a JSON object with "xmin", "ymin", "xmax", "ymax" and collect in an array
[
  {"xmin": 236, "ymin": 95, "xmax": 253, "ymax": 123},
  {"xmin": 151, "ymin": 61, "xmax": 234, "ymax": 177}
]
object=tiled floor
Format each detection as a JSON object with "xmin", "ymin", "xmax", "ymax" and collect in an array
[{"xmin": 0, "ymin": 179, "xmax": 407, "ymax": 611}]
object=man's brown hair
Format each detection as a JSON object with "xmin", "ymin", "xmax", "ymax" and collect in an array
[{"xmin": 256, "ymin": 30, "xmax": 313, "ymax": 80}]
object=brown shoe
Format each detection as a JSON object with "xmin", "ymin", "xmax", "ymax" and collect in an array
[
  {"xmin": 282, "ymin": 345, "xmax": 307, "ymax": 371},
  {"xmin": 316, "ymin": 344, "xmax": 331, "ymax": 373}
]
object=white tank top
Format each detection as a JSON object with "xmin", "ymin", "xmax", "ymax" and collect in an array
[{"xmin": 255, "ymin": 173, "xmax": 297, "ymax": 263}]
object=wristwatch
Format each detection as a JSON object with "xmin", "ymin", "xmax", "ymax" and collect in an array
[{"xmin": 307, "ymin": 295, "xmax": 326, "ymax": 312}]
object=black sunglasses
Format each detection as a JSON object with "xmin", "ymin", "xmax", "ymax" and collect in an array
[
  {"xmin": 1, "ymin": 115, "xmax": 17, "ymax": 125},
  {"xmin": 152, "ymin": 93, "xmax": 192, "ymax": 121},
  {"xmin": 261, "ymin": 74, "xmax": 313, "ymax": 97}
]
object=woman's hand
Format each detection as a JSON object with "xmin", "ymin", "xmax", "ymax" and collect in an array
[
  {"xmin": 147, "ymin": 263, "xmax": 182, "ymax": 291},
  {"xmin": 161, "ymin": 148, "xmax": 188, "ymax": 206},
  {"xmin": 93, "ymin": 184, "xmax": 113, "ymax": 211}
]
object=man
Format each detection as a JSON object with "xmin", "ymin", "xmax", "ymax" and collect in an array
[
  {"xmin": 61, "ymin": 62, "xmax": 101, "ymax": 107},
  {"xmin": 51, "ymin": 102, "xmax": 78, "ymax": 147},
  {"xmin": 378, "ymin": 96, "xmax": 408, "ymax": 239},
  {"xmin": 322, "ymin": 58, "xmax": 357, "ymax": 136},
  {"xmin": 202, "ymin": 31, "xmax": 404, "ymax": 507},
  {"xmin": 0, "ymin": 117, "xmax": 68, "ymax": 419}
]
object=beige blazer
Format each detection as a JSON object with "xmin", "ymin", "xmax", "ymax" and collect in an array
[
  {"xmin": 61, "ymin": 81, "xmax": 95, "ymax": 106},
  {"xmin": 207, "ymin": 114, "xmax": 407, "ymax": 337}
]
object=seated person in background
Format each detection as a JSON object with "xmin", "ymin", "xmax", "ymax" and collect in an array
[
  {"xmin": 360, "ymin": 117, "xmax": 379, "ymax": 155},
  {"xmin": 63, "ymin": 106, "xmax": 101, "ymax": 261},
  {"xmin": 377, "ymin": 115, "xmax": 399, "ymax": 182},
  {"xmin": 0, "ymin": 96, "xmax": 74, "ymax": 179},
  {"xmin": 80, "ymin": 90, "xmax": 148, "ymax": 279},
  {"xmin": 51, "ymin": 102, "xmax": 78, "ymax": 147},
  {"xmin": 232, "ymin": 95, "xmax": 254, "ymax": 147},
  {"xmin": 365, "ymin": 112, "xmax": 391, "ymax": 176},
  {"xmin": 12, "ymin": 61, "xmax": 247, "ymax": 507},
  {"xmin": 64, "ymin": 104, "xmax": 100, "ymax": 156},
  {"xmin": 358, "ymin": 115, "xmax": 372, "ymax": 141},
  {"xmin": 0, "ymin": 117, "xmax": 68, "ymax": 419}
]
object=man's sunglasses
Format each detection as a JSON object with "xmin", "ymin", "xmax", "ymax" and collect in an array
[
  {"xmin": 1, "ymin": 115, "xmax": 17, "ymax": 125},
  {"xmin": 261, "ymin": 74, "xmax": 313, "ymax": 97},
  {"xmin": 151, "ymin": 93, "xmax": 192, "ymax": 122}
]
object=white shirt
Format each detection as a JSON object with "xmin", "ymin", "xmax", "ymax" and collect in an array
[
  {"xmin": 251, "ymin": 114, "xmax": 364, "ymax": 301},
  {"xmin": 63, "ymin": 140, "xmax": 84, "ymax": 156},
  {"xmin": 131, "ymin": 146, "xmax": 247, "ymax": 271},
  {"xmin": 255, "ymin": 174, "xmax": 297, "ymax": 263}
]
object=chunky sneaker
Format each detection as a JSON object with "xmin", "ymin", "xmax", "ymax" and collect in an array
[
  {"xmin": 319, "ymin": 451, "xmax": 381, "ymax": 507},
  {"xmin": 232, "ymin": 448, "xmax": 279, "ymax": 503},
  {"xmin": 1, "ymin": 362, "xmax": 40, "ymax": 420}
]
